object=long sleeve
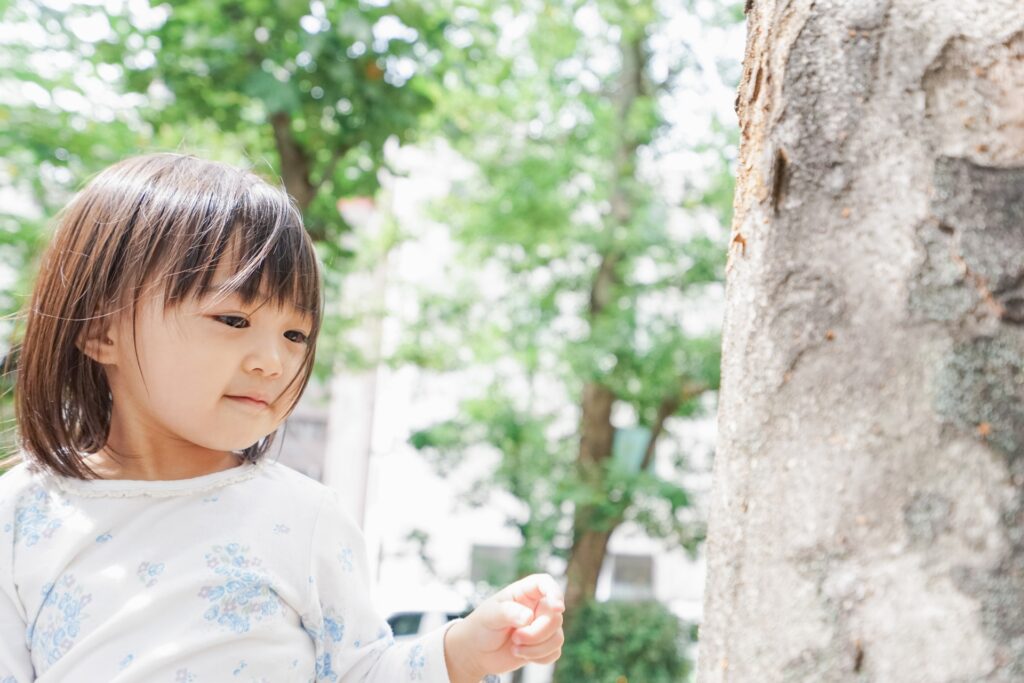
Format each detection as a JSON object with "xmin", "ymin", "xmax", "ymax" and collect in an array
[
  {"xmin": 301, "ymin": 488, "xmax": 454, "ymax": 683},
  {"xmin": 1, "ymin": 483, "xmax": 35, "ymax": 682},
  {"xmin": 0, "ymin": 587, "xmax": 32, "ymax": 683}
]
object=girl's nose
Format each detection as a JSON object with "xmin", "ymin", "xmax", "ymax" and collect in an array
[{"xmin": 243, "ymin": 339, "xmax": 284, "ymax": 378}]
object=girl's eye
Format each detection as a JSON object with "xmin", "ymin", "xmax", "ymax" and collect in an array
[
  {"xmin": 216, "ymin": 317, "xmax": 307, "ymax": 348},
  {"xmin": 217, "ymin": 315, "xmax": 248, "ymax": 329}
]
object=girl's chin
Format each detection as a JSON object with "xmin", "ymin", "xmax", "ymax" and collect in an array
[
  {"xmin": 179, "ymin": 417, "xmax": 281, "ymax": 450},
  {"xmin": 187, "ymin": 433, "xmax": 274, "ymax": 453},
  {"xmin": 199, "ymin": 432, "xmax": 278, "ymax": 454}
]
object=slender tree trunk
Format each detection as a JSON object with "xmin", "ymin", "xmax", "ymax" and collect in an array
[
  {"xmin": 700, "ymin": 1, "xmax": 1024, "ymax": 681},
  {"xmin": 559, "ymin": 30, "xmax": 648, "ymax": 634},
  {"xmin": 270, "ymin": 111, "xmax": 316, "ymax": 211},
  {"xmin": 563, "ymin": 383, "xmax": 617, "ymax": 619}
]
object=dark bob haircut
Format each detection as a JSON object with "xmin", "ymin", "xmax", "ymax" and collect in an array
[{"xmin": 2, "ymin": 152, "xmax": 324, "ymax": 479}]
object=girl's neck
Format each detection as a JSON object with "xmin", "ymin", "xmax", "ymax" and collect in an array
[{"xmin": 82, "ymin": 449, "xmax": 244, "ymax": 481}]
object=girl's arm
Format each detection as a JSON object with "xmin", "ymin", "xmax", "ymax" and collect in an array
[
  {"xmin": 1, "ymin": 495, "xmax": 35, "ymax": 682},
  {"xmin": 304, "ymin": 490, "xmax": 563, "ymax": 683},
  {"xmin": 303, "ymin": 489, "xmax": 462, "ymax": 682},
  {"xmin": 0, "ymin": 585, "xmax": 33, "ymax": 682}
]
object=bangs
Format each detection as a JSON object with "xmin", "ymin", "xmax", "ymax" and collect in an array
[
  {"xmin": 159, "ymin": 177, "xmax": 321, "ymax": 322},
  {"xmin": 141, "ymin": 158, "xmax": 319, "ymax": 327}
]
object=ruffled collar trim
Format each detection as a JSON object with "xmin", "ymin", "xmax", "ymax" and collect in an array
[{"xmin": 43, "ymin": 458, "xmax": 266, "ymax": 498}]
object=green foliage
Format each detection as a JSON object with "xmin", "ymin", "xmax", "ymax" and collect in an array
[
  {"xmin": 0, "ymin": 4, "xmax": 144, "ymax": 322},
  {"xmin": 93, "ymin": 0, "xmax": 451, "ymax": 240},
  {"xmin": 401, "ymin": 0, "xmax": 737, "ymax": 590},
  {"xmin": 0, "ymin": 0, "xmax": 462, "ymax": 401},
  {"xmin": 0, "ymin": 1, "xmax": 742, "ymax": 599},
  {"xmin": 556, "ymin": 600, "xmax": 693, "ymax": 683},
  {"xmin": 410, "ymin": 385, "xmax": 574, "ymax": 576},
  {"xmin": 605, "ymin": 459, "xmax": 705, "ymax": 557}
]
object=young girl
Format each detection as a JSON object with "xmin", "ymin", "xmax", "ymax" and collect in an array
[{"xmin": 0, "ymin": 153, "xmax": 564, "ymax": 682}]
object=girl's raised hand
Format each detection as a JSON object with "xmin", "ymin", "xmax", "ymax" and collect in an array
[{"xmin": 443, "ymin": 573, "xmax": 566, "ymax": 683}]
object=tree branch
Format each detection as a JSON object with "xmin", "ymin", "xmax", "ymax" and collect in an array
[
  {"xmin": 270, "ymin": 110, "xmax": 316, "ymax": 211},
  {"xmin": 311, "ymin": 144, "xmax": 352, "ymax": 197},
  {"xmin": 639, "ymin": 379, "xmax": 709, "ymax": 472}
]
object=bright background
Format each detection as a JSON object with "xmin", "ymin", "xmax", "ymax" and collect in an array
[{"xmin": 0, "ymin": 1, "xmax": 746, "ymax": 680}]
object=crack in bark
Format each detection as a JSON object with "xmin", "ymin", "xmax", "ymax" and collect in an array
[{"xmin": 771, "ymin": 146, "xmax": 790, "ymax": 215}]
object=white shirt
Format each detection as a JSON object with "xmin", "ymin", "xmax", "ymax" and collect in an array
[{"xmin": 0, "ymin": 456, "xmax": 456, "ymax": 682}]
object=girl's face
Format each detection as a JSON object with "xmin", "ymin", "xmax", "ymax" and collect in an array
[{"xmin": 94, "ymin": 260, "xmax": 313, "ymax": 459}]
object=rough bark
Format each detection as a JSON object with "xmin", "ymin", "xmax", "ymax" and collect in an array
[{"xmin": 700, "ymin": 1, "xmax": 1024, "ymax": 681}]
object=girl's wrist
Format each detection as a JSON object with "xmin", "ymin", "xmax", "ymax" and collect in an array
[{"xmin": 443, "ymin": 618, "xmax": 489, "ymax": 683}]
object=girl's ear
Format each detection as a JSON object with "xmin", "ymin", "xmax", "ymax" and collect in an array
[{"xmin": 76, "ymin": 318, "xmax": 121, "ymax": 365}]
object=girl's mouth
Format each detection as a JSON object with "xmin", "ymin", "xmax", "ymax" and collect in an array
[{"xmin": 226, "ymin": 396, "xmax": 269, "ymax": 409}]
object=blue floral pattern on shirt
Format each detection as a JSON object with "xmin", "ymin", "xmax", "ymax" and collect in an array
[
  {"xmin": 302, "ymin": 603, "xmax": 347, "ymax": 682},
  {"xmin": 28, "ymin": 573, "xmax": 93, "ymax": 669},
  {"xmin": 198, "ymin": 543, "xmax": 282, "ymax": 633},
  {"xmin": 407, "ymin": 643, "xmax": 425, "ymax": 681},
  {"xmin": 0, "ymin": 465, "xmax": 455, "ymax": 682},
  {"xmin": 323, "ymin": 611, "xmax": 345, "ymax": 644},
  {"xmin": 137, "ymin": 560, "xmax": 165, "ymax": 587},
  {"xmin": 7, "ymin": 484, "xmax": 62, "ymax": 547},
  {"xmin": 314, "ymin": 652, "xmax": 337, "ymax": 682},
  {"xmin": 336, "ymin": 544, "xmax": 354, "ymax": 572}
]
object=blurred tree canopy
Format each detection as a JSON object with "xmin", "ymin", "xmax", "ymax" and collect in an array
[
  {"xmin": 95, "ymin": 0, "xmax": 451, "ymax": 242},
  {"xmin": 396, "ymin": 0, "xmax": 740, "ymax": 649},
  {"xmin": 0, "ymin": 0, "xmax": 485, "ymax": 454},
  {"xmin": 0, "ymin": 0, "xmax": 472, "ymax": 379}
]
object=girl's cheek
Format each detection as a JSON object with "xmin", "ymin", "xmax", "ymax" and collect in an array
[{"xmin": 286, "ymin": 349, "xmax": 308, "ymax": 372}]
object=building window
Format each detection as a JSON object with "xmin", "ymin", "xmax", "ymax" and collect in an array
[{"xmin": 609, "ymin": 553, "xmax": 654, "ymax": 601}]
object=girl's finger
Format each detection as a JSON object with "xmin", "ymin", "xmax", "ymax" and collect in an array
[
  {"xmin": 498, "ymin": 573, "xmax": 563, "ymax": 607},
  {"xmin": 501, "ymin": 599, "xmax": 536, "ymax": 629},
  {"xmin": 545, "ymin": 595, "xmax": 566, "ymax": 612},
  {"xmin": 475, "ymin": 598, "xmax": 535, "ymax": 631},
  {"xmin": 533, "ymin": 649, "xmax": 562, "ymax": 665},
  {"xmin": 512, "ymin": 610, "xmax": 563, "ymax": 642},
  {"xmin": 512, "ymin": 629, "xmax": 564, "ymax": 660}
]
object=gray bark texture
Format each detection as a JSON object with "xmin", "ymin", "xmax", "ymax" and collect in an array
[{"xmin": 699, "ymin": 1, "xmax": 1024, "ymax": 681}]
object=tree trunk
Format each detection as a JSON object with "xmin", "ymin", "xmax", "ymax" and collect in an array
[
  {"xmin": 700, "ymin": 1, "xmax": 1024, "ymax": 681},
  {"xmin": 562, "ymin": 382, "xmax": 617, "ymax": 621},
  {"xmin": 558, "ymin": 30, "xmax": 650, "ymax": 635},
  {"xmin": 269, "ymin": 110, "xmax": 351, "ymax": 242},
  {"xmin": 270, "ymin": 111, "xmax": 316, "ymax": 212}
]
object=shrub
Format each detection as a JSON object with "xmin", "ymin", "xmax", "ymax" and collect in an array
[{"xmin": 555, "ymin": 599, "xmax": 693, "ymax": 683}]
